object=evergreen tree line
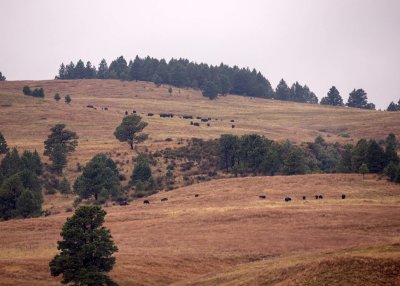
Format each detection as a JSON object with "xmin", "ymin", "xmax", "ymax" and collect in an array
[
  {"xmin": 56, "ymin": 56, "xmax": 320, "ymax": 102},
  {"xmin": 219, "ymin": 133, "xmax": 400, "ymax": 180},
  {"xmin": 0, "ymin": 71, "xmax": 6, "ymax": 81}
]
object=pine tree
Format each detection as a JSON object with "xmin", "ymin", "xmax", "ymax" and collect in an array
[
  {"xmin": 65, "ymin": 95, "xmax": 72, "ymax": 104},
  {"xmin": 49, "ymin": 206, "xmax": 118, "ymax": 286},
  {"xmin": 320, "ymin": 86, "xmax": 343, "ymax": 106},
  {"xmin": 74, "ymin": 154, "xmax": 121, "ymax": 201},
  {"xmin": 54, "ymin": 93, "xmax": 61, "ymax": 101},
  {"xmin": 59, "ymin": 178, "xmax": 71, "ymax": 195},
  {"xmin": 97, "ymin": 59, "xmax": 109, "ymax": 79},
  {"xmin": 0, "ymin": 132, "xmax": 9, "ymax": 154},
  {"xmin": 385, "ymin": 133, "xmax": 399, "ymax": 165},
  {"xmin": 131, "ymin": 155, "xmax": 152, "ymax": 184},
  {"xmin": 275, "ymin": 79, "xmax": 290, "ymax": 101},
  {"xmin": 58, "ymin": 63, "xmax": 66, "ymax": 79},
  {"xmin": 21, "ymin": 150, "xmax": 43, "ymax": 176},
  {"xmin": 152, "ymin": 73, "xmax": 162, "ymax": 87},
  {"xmin": 346, "ymin": 89, "xmax": 374, "ymax": 109},
  {"xmin": 0, "ymin": 72, "xmax": 6, "ymax": 81},
  {"xmin": 366, "ymin": 140, "xmax": 386, "ymax": 173},
  {"xmin": 114, "ymin": 115, "xmax": 148, "ymax": 150},
  {"xmin": 386, "ymin": 101, "xmax": 399, "ymax": 112},
  {"xmin": 202, "ymin": 81, "xmax": 219, "ymax": 100},
  {"xmin": 0, "ymin": 148, "xmax": 23, "ymax": 177},
  {"xmin": 44, "ymin": 124, "xmax": 78, "ymax": 174}
]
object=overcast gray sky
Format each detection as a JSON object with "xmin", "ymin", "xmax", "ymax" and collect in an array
[{"xmin": 1, "ymin": 0, "xmax": 399, "ymax": 108}]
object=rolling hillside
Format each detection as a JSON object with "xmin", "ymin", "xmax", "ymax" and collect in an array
[
  {"xmin": 0, "ymin": 80, "xmax": 400, "ymax": 285},
  {"xmin": 0, "ymin": 174, "xmax": 399, "ymax": 285},
  {"xmin": 1, "ymin": 80, "xmax": 399, "ymax": 156}
]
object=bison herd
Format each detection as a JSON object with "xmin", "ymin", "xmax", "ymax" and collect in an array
[
  {"xmin": 257, "ymin": 194, "xmax": 347, "ymax": 202},
  {"xmin": 136, "ymin": 192, "xmax": 347, "ymax": 206},
  {"xmin": 142, "ymin": 111, "xmax": 238, "ymax": 128}
]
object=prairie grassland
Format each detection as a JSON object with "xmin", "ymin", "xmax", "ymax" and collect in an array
[
  {"xmin": 1, "ymin": 79, "xmax": 399, "ymax": 184},
  {"xmin": 0, "ymin": 174, "xmax": 399, "ymax": 285},
  {"xmin": 1, "ymin": 80, "xmax": 400, "ymax": 285},
  {"xmin": 1, "ymin": 79, "xmax": 399, "ymax": 154}
]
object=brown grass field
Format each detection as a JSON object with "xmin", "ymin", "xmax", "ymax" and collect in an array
[
  {"xmin": 0, "ymin": 174, "xmax": 399, "ymax": 285},
  {"xmin": 0, "ymin": 80, "xmax": 400, "ymax": 285}
]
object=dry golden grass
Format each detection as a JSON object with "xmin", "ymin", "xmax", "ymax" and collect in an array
[
  {"xmin": 1, "ymin": 80, "xmax": 400, "ymax": 285},
  {"xmin": 1, "ymin": 79, "xmax": 399, "ymax": 154},
  {"xmin": 0, "ymin": 174, "xmax": 399, "ymax": 285},
  {"xmin": 1, "ymin": 79, "xmax": 399, "ymax": 185}
]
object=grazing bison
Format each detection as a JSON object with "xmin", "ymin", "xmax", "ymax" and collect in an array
[
  {"xmin": 230, "ymin": 119, "xmax": 235, "ymax": 122},
  {"xmin": 341, "ymin": 194, "xmax": 346, "ymax": 199},
  {"xmin": 302, "ymin": 196, "xmax": 306, "ymax": 200},
  {"xmin": 207, "ymin": 123, "xmax": 210, "ymax": 127},
  {"xmin": 160, "ymin": 113, "xmax": 174, "ymax": 118},
  {"xmin": 125, "ymin": 111, "xmax": 128, "ymax": 115},
  {"xmin": 161, "ymin": 198, "xmax": 168, "ymax": 202},
  {"xmin": 183, "ymin": 115, "xmax": 193, "ymax": 119},
  {"xmin": 315, "ymin": 195, "xmax": 319, "ymax": 199},
  {"xmin": 118, "ymin": 200, "xmax": 129, "ymax": 206},
  {"xmin": 318, "ymin": 195, "xmax": 323, "ymax": 199},
  {"xmin": 143, "ymin": 200, "xmax": 150, "ymax": 204},
  {"xmin": 104, "ymin": 107, "xmax": 108, "ymax": 110},
  {"xmin": 190, "ymin": 121, "xmax": 194, "ymax": 125},
  {"xmin": 259, "ymin": 195, "xmax": 266, "ymax": 199},
  {"xmin": 147, "ymin": 113, "xmax": 154, "ymax": 116},
  {"xmin": 195, "ymin": 194, "xmax": 199, "ymax": 197},
  {"xmin": 132, "ymin": 110, "xmax": 136, "ymax": 113},
  {"xmin": 232, "ymin": 125, "xmax": 235, "ymax": 128},
  {"xmin": 193, "ymin": 122, "xmax": 200, "ymax": 127},
  {"xmin": 284, "ymin": 197, "xmax": 292, "ymax": 202},
  {"xmin": 86, "ymin": 105, "xmax": 94, "ymax": 108},
  {"xmin": 201, "ymin": 118, "xmax": 208, "ymax": 122}
]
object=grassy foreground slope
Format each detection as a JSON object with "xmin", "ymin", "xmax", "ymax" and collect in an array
[{"xmin": 0, "ymin": 174, "xmax": 399, "ymax": 285}]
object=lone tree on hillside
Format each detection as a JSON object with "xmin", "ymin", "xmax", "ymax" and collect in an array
[
  {"xmin": 0, "ymin": 72, "xmax": 6, "ymax": 81},
  {"xmin": 114, "ymin": 114, "xmax": 148, "ymax": 150},
  {"xmin": 49, "ymin": 206, "xmax": 118, "ymax": 286},
  {"xmin": 74, "ymin": 154, "xmax": 121, "ymax": 201},
  {"xmin": 0, "ymin": 132, "xmax": 9, "ymax": 154},
  {"xmin": 44, "ymin": 124, "xmax": 78, "ymax": 174},
  {"xmin": 320, "ymin": 86, "xmax": 343, "ymax": 106},
  {"xmin": 54, "ymin": 93, "xmax": 61, "ymax": 101},
  {"xmin": 65, "ymin": 95, "xmax": 72, "ymax": 104},
  {"xmin": 168, "ymin": 86, "xmax": 173, "ymax": 96}
]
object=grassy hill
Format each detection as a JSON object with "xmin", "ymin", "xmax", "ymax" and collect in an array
[
  {"xmin": 0, "ymin": 80, "xmax": 400, "ymax": 285},
  {"xmin": 1, "ymin": 79, "xmax": 399, "ymax": 183},
  {"xmin": 1, "ymin": 79, "xmax": 399, "ymax": 153},
  {"xmin": 0, "ymin": 174, "xmax": 399, "ymax": 285}
]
